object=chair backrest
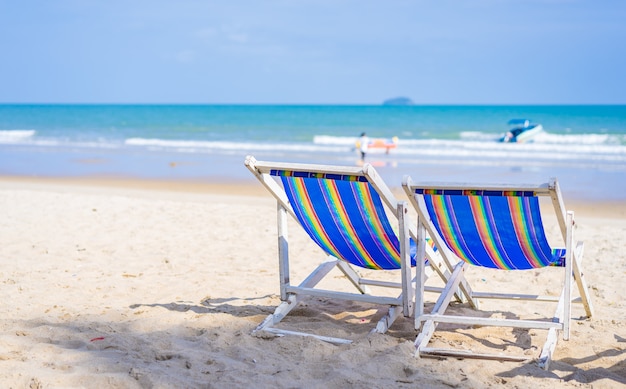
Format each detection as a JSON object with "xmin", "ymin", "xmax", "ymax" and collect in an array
[
  {"xmin": 412, "ymin": 187, "xmax": 564, "ymax": 270},
  {"xmin": 273, "ymin": 169, "xmax": 413, "ymax": 270}
]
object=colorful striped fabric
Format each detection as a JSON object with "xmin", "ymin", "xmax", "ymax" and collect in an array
[
  {"xmin": 421, "ymin": 192, "xmax": 564, "ymax": 270},
  {"xmin": 278, "ymin": 172, "xmax": 416, "ymax": 270}
]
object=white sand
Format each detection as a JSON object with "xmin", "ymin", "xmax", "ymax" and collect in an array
[{"xmin": 0, "ymin": 177, "xmax": 624, "ymax": 388}]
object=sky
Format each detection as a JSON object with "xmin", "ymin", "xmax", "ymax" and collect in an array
[{"xmin": 1, "ymin": 0, "xmax": 625, "ymax": 105}]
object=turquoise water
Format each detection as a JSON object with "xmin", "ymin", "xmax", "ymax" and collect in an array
[{"xmin": 1, "ymin": 104, "xmax": 625, "ymax": 200}]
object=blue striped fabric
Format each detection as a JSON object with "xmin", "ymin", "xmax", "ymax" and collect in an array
[
  {"xmin": 423, "ymin": 193, "xmax": 565, "ymax": 270},
  {"xmin": 281, "ymin": 174, "xmax": 417, "ymax": 270}
]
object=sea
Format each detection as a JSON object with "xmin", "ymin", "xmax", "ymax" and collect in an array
[{"xmin": 1, "ymin": 104, "xmax": 625, "ymax": 201}]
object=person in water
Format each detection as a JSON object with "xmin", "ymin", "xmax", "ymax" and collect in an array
[{"xmin": 358, "ymin": 132, "xmax": 369, "ymax": 161}]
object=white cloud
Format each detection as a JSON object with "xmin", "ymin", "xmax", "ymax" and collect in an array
[
  {"xmin": 228, "ymin": 33, "xmax": 249, "ymax": 44},
  {"xmin": 175, "ymin": 50, "xmax": 195, "ymax": 63}
]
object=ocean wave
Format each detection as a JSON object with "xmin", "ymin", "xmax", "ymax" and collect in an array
[
  {"xmin": 431, "ymin": 131, "xmax": 621, "ymax": 145},
  {"xmin": 121, "ymin": 136, "xmax": 626, "ymax": 164},
  {"xmin": 320, "ymin": 132, "xmax": 625, "ymax": 146},
  {"xmin": 0, "ymin": 129, "xmax": 36, "ymax": 143},
  {"xmin": 395, "ymin": 144, "xmax": 626, "ymax": 163},
  {"xmin": 125, "ymin": 137, "xmax": 350, "ymax": 153},
  {"xmin": 459, "ymin": 131, "xmax": 502, "ymax": 142},
  {"xmin": 315, "ymin": 134, "xmax": 626, "ymax": 156},
  {"xmin": 312, "ymin": 135, "xmax": 360, "ymax": 146},
  {"xmin": 3, "ymin": 133, "xmax": 626, "ymax": 167}
]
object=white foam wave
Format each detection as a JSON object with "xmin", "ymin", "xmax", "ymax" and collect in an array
[
  {"xmin": 123, "ymin": 136, "xmax": 626, "ymax": 164},
  {"xmin": 459, "ymin": 131, "xmax": 501, "ymax": 142},
  {"xmin": 316, "ymin": 133, "xmax": 626, "ymax": 155},
  {"xmin": 407, "ymin": 139, "xmax": 624, "ymax": 155},
  {"xmin": 460, "ymin": 131, "xmax": 619, "ymax": 145},
  {"xmin": 312, "ymin": 135, "xmax": 359, "ymax": 146},
  {"xmin": 0, "ymin": 129, "xmax": 36, "ymax": 143},
  {"xmin": 533, "ymin": 132, "xmax": 617, "ymax": 145},
  {"xmin": 4, "ymin": 133, "xmax": 625, "ymax": 170},
  {"xmin": 125, "ymin": 137, "xmax": 350, "ymax": 153}
]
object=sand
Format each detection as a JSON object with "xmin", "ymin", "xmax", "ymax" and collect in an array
[{"xmin": 0, "ymin": 176, "xmax": 624, "ymax": 388}]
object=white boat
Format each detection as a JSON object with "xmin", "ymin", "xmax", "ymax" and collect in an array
[{"xmin": 500, "ymin": 119, "xmax": 544, "ymax": 143}]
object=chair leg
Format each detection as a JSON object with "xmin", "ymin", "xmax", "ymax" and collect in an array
[
  {"xmin": 335, "ymin": 259, "xmax": 370, "ymax": 294},
  {"xmin": 398, "ymin": 201, "xmax": 414, "ymax": 318},
  {"xmin": 253, "ymin": 260, "xmax": 338, "ymax": 337},
  {"xmin": 253, "ymin": 294, "xmax": 300, "ymax": 334},
  {"xmin": 371, "ymin": 305, "xmax": 404, "ymax": 335},
  {"xmin": 538, "ymin": 286, "xmax": 566, "ymax": 370},
  {"xmin": 414, "ymin": 262, "xmax": 467, "ymax": 357},
  {"xmin": 572, "ymin": 242, "xmax": 594, "ymax": 317},
  {"xmin": 538, "ymin": 327, "xmax": 559, "ymax": 370},
  {"xmin": 414, "ymin": 320, "xmax": 436, "ymax": 357},
  {"xmin": 255, "ymin": 257, "xmax": 408, "ymax": 342}
]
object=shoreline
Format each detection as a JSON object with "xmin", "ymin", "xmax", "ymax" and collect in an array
[
  {"xmin": 2, "ymin": 173, "xmax": 625, "ymax": 220},
  {"xmin": 0, "ymin": 174, "xmax": 267, "ymax": 198},
  {"xmin": 2, "ymin": 143, "xmax": 626, "ymax": 203}
]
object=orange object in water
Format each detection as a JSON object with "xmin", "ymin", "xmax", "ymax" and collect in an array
[
  {"xmin": 369, "ymin": 137, "xmax": 398, "ymax": 149},
  {"xmin": 355, "ymin": 136, "xmax": 398, "ymax": 150}
]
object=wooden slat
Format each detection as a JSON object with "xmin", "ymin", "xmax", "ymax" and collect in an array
[
  {"xmin": 250, "ymin": 158, "xmax": 366, "ymax": 177},
  {"xmin": 262, "ymin": 327, "xmax": 353, "ymax": 345},
  {"xmin": 549, "ymin": 177, "xmax": 569, "ymax": 242},
  {"xmin": 285, "ymin": 286, "xmax": 402, "ymax": 306},
  {"xmin": 372, "ymin": 306, "xmax": 404, "ymax": 334},
  {"xmin": 335, "ymin": 259, "xmax": 370, "ymax": 294},
  {"xmin": 360, "ymin": 279, "xmax": 401, "ymax": 289},
  {"xmin": 298, "ymin": 260, "xmax": 338, "ymax": 288},
  {"xmin": 420, "ymin": 348, "xmax": 531, "ymax": 362},
  {"xmin": 253, "ymin": 294, "xmax": 299, "ymax": 331},
  {"xmin": 277, "ymin": 204, "xmax": 289, "ymax": 301},
  {"xmin": 420, "ymin": 314, "xmax": 563, "ymax": 330},
  {"xmin": 404, "ymin": 181, "xmax": 552, "ymax": 195},
  {"xmin": 414, "ymin": 262, "xmax": 467, "ymax": 357},
  {"xmin": 429, "ymin": 262, "xmax": 467, "ymax": 317},
  {"xmin": 471, "ymin": 292, "xmax": 561, "ymax": 302},
  {"xmin": 572, "ymin": 242, "xmax": 595, "ymax": 317},
  {"xmin": 538, "ymin": 327, "xmax": 559, "ymax": 370},
  {"xmin": 414, "ymin": 218, "xmax": 427, "ymax": 319},
  {"xmin": 564, "ymin": 211, "xmax": 574, "ymax": 340},
  {"xmin": 398, "ymin": 201, "xmax": 414, "ymax": 317}
]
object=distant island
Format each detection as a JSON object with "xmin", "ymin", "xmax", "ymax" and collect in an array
[{"xmin": 382, "ymin": 97, "xmax": 414, "ymax": 106}]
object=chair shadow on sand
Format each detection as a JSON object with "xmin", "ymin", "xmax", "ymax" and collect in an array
[
  {"xmin": 127, "ymin": 295, "xmax": 624, "ymax": 385},
  {"xmin": 129, "ymin": 295, "xmax": 276, "ymax": 317},
  {"xmin": 419, "ymin": 300, "xmax": 625, "ymax": 385},
  {"xmin": 18, "ymin": 315, "xmax": 265, "ymax": 387},
  {"xmin": 129, "ymin": 295, "xmax": 411, "ymax": 339},
  {"xmin": 414, "ymin": 301, "xmax": 589, "ymax": 356},
  {"xmin": 495, "ymin": 334, "xmax": 626, "ymax": 385}
]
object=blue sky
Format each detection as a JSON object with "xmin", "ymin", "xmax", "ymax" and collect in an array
[{"xmin": 1, "ymin": 0, "xmax": 625, "ymax": 104}]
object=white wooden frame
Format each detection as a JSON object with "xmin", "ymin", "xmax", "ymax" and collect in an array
[
  {"xmin": 403, "ymin": 176, "xmax": 594, "ymax": 369},
  {"xmin": 244, "ymin": 155, "xmax": 468, "ymax": 344}
]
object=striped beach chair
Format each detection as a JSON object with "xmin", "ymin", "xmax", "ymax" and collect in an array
[
  {"xmin": 244, "ymin": 156, "xmax": 465, "ymax": 344},
  {"xmin": 403, "ymin": 176, "xmax": 594, "ymax": 369}
]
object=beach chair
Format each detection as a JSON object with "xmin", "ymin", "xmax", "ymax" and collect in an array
[
  {"xmin": 244, "ymin": 156, "xmax": 466, "ymax": 344},
  {"xmin": 403, "ymin": 176, "xmax": 594, "ymax": 369}
]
